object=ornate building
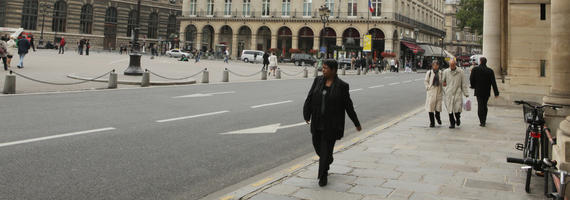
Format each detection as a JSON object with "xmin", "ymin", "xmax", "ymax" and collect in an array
[
  {"xmin": 178, "ymin": 0, "xmax": 447, "ymax": 60},
  {"xmin": 443, "ymin": 0, "xmax": 481, "ymax": 56},
  {"xmin": 0, "ymin": 0, "xmax": 182, "ymax": 50}
]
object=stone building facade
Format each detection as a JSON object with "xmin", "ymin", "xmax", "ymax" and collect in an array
[
  {"xmin": 443, "ymin": 0, "xmax": 481, "ymax": 56},
  {"xmin": 0, "ymin": 0, "xmax": 182, "ymax": 50},
  {"xmin": 179, "ymin": 0, "xmax": 446, "ymax": 60}
]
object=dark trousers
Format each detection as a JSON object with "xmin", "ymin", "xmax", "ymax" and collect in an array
[
  {"xmin": 79, "ymin": 47, "xmax": 83, "ymax": 55},
  {"xmin": 312, "ymin": 132, "xmax": 336, "ymax": 179},
  {"xmin": 86, "ymin": 48, "xmax": 89, "ymax": 55},
  {"xmin": 59, "ymin": 46, "xmax": 65, "ymax": 54},
  {"xmin": 477, "ymin": 96, "xmax": 490, "ymax": 124},
  {"xmin": 1, "ymin": 56, "xmax": 7, "ymax": 70}
]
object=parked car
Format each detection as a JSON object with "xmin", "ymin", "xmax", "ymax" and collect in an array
[
  {"xmin": 291, "ymin": 53, "xmax": 317, "ymax": 66},
  {"xmin": 166, "ymin": 49, "xmax": 190, "ymax": 58},
  {"xmin": 240, "ymin": 50, "xmax": 265, "ymax": 63}
]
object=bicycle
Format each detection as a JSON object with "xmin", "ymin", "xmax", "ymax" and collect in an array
[
  {"xmin": 507, "ymin": 157, "xmax": 570, "ymax": 199},
  {"xmin": 512, "ymin": 100, "xmax": 561, "ymax": 193}
]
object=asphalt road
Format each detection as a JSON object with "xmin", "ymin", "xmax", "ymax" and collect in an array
[{"xmin": 0, "ymin": 72, "xmax": 426, "ymax": 200}]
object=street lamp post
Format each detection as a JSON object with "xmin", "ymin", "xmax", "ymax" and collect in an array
[
  {"xmin": 124, "ymin": 0, "xmax": 145, "ymax": 75},
  {"xmin": 39, "ymin": 2, "xmax": 51, "ymax": 46},
  {"xmin": 318, "ymin": 6, "xmax": 330, "ymax": 59}
]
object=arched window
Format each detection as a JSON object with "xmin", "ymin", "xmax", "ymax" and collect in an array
[
  {"xmin": 105, "ymin": 7, "xmax": 118, "ymax": 24},
  {"xmin": 52, "ymin": 0, "xmax": 67, "ymax": 32},
  {"xmin": 80, "ymin": 4, "xmax": 93, "ymax": 34},
  {"xmin": 21, "ymin": 0, "xmax": 38, "ymax": 30},
  {"xmin": 147, "ymin": 12, "xmax": 159, "ymax": 39},
  {"xmin": 166, "ymin": 15, "xmax": 177, "ymax": 38},
  {"xmin": 127, "ymin": 10, "xmax": 137, "ymax": 37}
]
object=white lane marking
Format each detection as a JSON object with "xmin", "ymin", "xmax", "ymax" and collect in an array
[
  {"xmin": 220, "ymin": 122, "xmax": 308, "ymax": 135},
  {"xmin": 173, "ymin": 91, "xmax": 236, "ymax": 98},
  {"xmin": 156, "ymin": 110, "xmax": 229, "ymax": 123},
  {"xmin": 368, "ymin": 85, "xmax": 385, "ymax": 89},
  {"xmin": 250, "ymin": 100, "xmax": 293, "ymax": 109},
  {"xmin": 349, "ymin": 88, "xmax": 363, "ymax": 93},
  {"xmin": 415, "ymin": 78, "xmax": 424, "ymax": 81},
  {"xmin": 389, "ymin": 82, "xmax": 401, "ymax": 86},
  {"xmin": 0, "ymin": 127, "xmax": 116, "ymax": 148},
  {"xmin": 403, "ymin": 80, "xmax": 412, "ymax": 83}
]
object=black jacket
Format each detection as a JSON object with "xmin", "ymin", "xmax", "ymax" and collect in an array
[
  {"xmin": 303, "ymin": 76, "xmax": 360, "ymax": 140},
  {"xmin": 262, "ymin": 53, "xmax": 269, "ymax": 64},
  {"xmin": 470, "ymin": 65, "xmax": 499, "ymax": 97},
  {"xmin": 17, "ymin": 39, "xmax": 30, "ymax": 55}
]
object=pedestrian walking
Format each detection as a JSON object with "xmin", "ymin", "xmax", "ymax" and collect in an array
[
  {"xmin": 29, "ymin": 35, "xmax": 36, "ymax": 52},
  {"xmin": 442, "ymin": 60, "xmax": 469, "ymax": 129},
  {"xmin": 0, "ymin": 36, "xmax": 8, "ymax": 71},
  {"xmin": 58, "ymin": 37, "xmax": 66, "ymax": 54},
  {"xmin": 85, "ymin": 40, "xmax": 90, "ymax": 56},
  {"xmin": 262, "ymin": 51, "xmax": 269, "ymax": 71},
  {"xmin": 424, "ymin": 60, "xmax": 443, "ymax": 127},
  {"xmin": 268, "ymin": 52, "xmax": 278, "ymax": 76},
  {"xmin": 5, "ymin": 36, "xmax": 17, "ymax": 68},
  {"xmin": 16, "ymin": 35, "xmax": 31, "ymax": 68},
  {"xmin": 195, "ymin": 50, "xmax": 201, "ymax": 63},
  {"xmin": 224, "ymin": 49, "xmax": 229, "ymax": 63},
  {"xmin": 469, "ymin": 57, "xmax": 499, "ymax": 127},
  {"xmin": 303, "ymin": 59, "xmax": 361, "ymax": 187},
  {"xmin": 78, "ymin": 39, "xmax": 85, "ymax": 55}
]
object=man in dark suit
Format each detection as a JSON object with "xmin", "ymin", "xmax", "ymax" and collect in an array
[
  {"xmin": 470, "ymin": 57, "xmax": 499, "ymax": 127},
  {"xmin": 303, "ymin": 59, "xmax": 362, "ymax": 187}
]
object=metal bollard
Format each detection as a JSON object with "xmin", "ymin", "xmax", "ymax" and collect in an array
[
  {"xmin": 202, "ymin": 68, "xmax": 209, "ymax": 83},
  {"xmin": 276, "ymin": 68, "xmax": 281, "ymax": 79},
  {"xmin": 108, "ymin": 70, "xmax": 117, "ymax": 89},
  {"xmin": 141, "ymin": 70, "xmax": 150, "ymax": 87},
  {"xmin": 314, "ymin": 67, "xmax": 318, "ymax": 77},
  {"xmin": 357, "ymin": 67, "xmax": 361, "ymax": 75},
  {"xmin": 222, "ymin": 68, "xmax": 229, "ymax": 82},
  {"xmin": 342, "ymin": 67, "xmax": 346, "ymax": 75},
  {"xmin": 261, "ymin": 69, "xmax": 267, "ymax": 80},
  {"xmin": 3, "ymin": 72, "xmax": 16, "ymax": 94},
  {"xmin": 303, "ymin": 67, "xmax": 308, "ymax": 78}
]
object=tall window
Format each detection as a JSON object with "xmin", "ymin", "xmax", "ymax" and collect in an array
[
  {"xmin": 282, "ymin": 0, "xmax": 290, "ymax": 16},
  {"xmin": 80, "ymin": 4, "xmax": 93, "ymax": 34},
  {"xmin": 347, "ymin": 0, "xmax": 357, "ymax": 17},
  {"xmin": 127, "ymin": 10, "xmax": 137, "ymax": 37},
  {"xmin": 371, "ymin": 0, "xmax": 381, "ymax": 17},
  {"xmin": 148, "ymin": 13, "xmax": 159, "ymax": 38},
  {"xmin": 167, "ymin": 15, "xmax": 177, "ymax": 38},
  {"xmin": 207, "ymin": 0, "xmax": 214, "ymax": 15},
  {"xmin": 0, "ymin": 0, "xmax": 6, "ymax": 27},
  {"xmin": 325, "ymin": 0, "xmax": 334, "ymax": 16},
  {"xmin": 262, "ymin": 0, "xmax": 270, "ymax": 16},
  {"xmin": 303, "ymin": 0, "xmax": 312, "ymax": 16},
  {"xmin": 189, "ymin": 0, "xmax": 197, "ymax": 15},
  {"xmin": 224, "ymin": 0, "xmax": 232, "ymax": 15},
  {"xmin": 105, "ymin": 7, "xmax": 118, "ymax": 24},
  {"xmin": 52, "ymin": 0, "xmax": 67, "ymax": 32},
  {"xmin": 242, "ymin": 0, "xmax": 251, "ymax": 16},
  {"xmin": 21, "ymin": 0, "xmax": 38, "ymax": 30}
]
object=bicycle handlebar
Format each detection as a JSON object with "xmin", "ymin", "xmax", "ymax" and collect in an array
[
  {"xmin": 514, "ymin": 100, "xmax": 563, "ymax": 110},
  {"xmin": 507, "ymin": 157, "xmax": 541, "ymax": 166}
]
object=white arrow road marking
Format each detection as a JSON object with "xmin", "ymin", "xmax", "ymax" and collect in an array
[
  {"xmin": 220, "ymin": 122, "xmax": 308, "ymax": 135},
  {"xmin": 389, "ymin": 82, "xmax": 401, "ymax": 86},
  {"xmin": 250, "ymin": 100, "xmax": 293, "ymax": 109},
  {"xmin": 156, "ymin": 110, "xmax": 230, "ymax": 123},
  {"xmin": 368, "ymin": 85, "xmax": 385, "ymax": 89},
  {"xmin": 0, "ymin": 127, "xmax": 116, "ymax": 148},
  {"xmin": 349, "ymin": 88, "xmax": 363, "ymax": 93},
  {"xmin": 173, "ymin": 91, "xmax": 236, "ymax": 98},
  {"xmin": 403, "ymin": 80, "xmax": 412, "ymax": 83}
]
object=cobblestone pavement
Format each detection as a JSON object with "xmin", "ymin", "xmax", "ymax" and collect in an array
[{"xmin": 219, "ymin": 101, "xmax": 548, "ymax": 200}]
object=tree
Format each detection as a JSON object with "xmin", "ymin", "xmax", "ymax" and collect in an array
[{"xmin": 456, "ymin": 0, "xmax": 483, "ymax": 35}]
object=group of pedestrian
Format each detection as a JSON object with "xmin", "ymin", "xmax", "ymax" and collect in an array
[
  {"xmin": 424, "ymin": 57, "xmax": 499, "ymax": 128},
  {"xmin": 77, "ymin": 39, "xmax": 90, "ymax": 56},
  {"xmin": 0, "ymin": 34, "xmax": 31, "ymax": 70}
]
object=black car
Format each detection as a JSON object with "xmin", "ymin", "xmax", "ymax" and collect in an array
[{"xmin": 291, "ymin": 53, "xmax": 317, "ymax": 66}]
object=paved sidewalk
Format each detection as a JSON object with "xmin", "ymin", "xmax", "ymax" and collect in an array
[{"xmin": 217, "ymin": 102, "xmax": 548, "ymax": 200}]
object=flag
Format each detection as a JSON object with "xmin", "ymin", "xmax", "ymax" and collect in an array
[{"xmin": 368, "ymin": 0, "xmax": 374, "ymax": 13}]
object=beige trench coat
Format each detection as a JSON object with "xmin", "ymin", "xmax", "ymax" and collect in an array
[
  {"xmin": 442, "ymin": 68, "xmax": 469, "ymax": 113},
  {"xmin": 424, "ymin": 69, "xmax": 443, "ymax": 112}
]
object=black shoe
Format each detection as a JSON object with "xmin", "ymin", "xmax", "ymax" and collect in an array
[
  {"xmin": 449, "ymin": 114, "xmax": 455, "ymax": 129},
  {"xmin": 480, "ymin": 123, "xmax": 486, "ymax": 127},
  {"xmin": 455, "ymin": 113, "xmax": 461, "ymax": 126},
  {"xmin": 429, "ymin": 112, "xmax": 435, "ymax": 128},
  {"xmin": 435, "ymin": 112, "xmax": 442, "ymax": 125},
  {"xmin": 318, "ymin": 174, "xmax": 327, "ymax": 187}
]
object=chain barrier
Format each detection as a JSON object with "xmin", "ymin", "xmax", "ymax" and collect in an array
[
  {"xmin": 10, "ymin": 70, "xmax": 113, "ymax": 86},
  {"xmin": 227, "ymin": 69, "xmax": 262, "ymax": 78},
  {"xmin": 147, "ymin": 69, "xmax": 204, "ymax": 80},
  {"xmin": 280, "ymin": 68, "xmax": 305, "ymax": 77}
]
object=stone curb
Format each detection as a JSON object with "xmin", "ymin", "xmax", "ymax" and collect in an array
[
  {"xmin": 215, "ymin": 106, "xmax": 425, "ymax": 200},
  {"xmin": 66, "ymin": 74, "xmax": 197, "ymax": 85}
]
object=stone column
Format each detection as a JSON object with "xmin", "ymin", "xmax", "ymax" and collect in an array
[
  {"xmin": 292, "ymin": 36, "xmax": 298, "ymax": 49},
  {"xmin": 251, "ymin": 33, "xmax": 258, "ymax": 50},
  {"xmin": 271, "ymin": 35, "xmax": 278, "ymax": 49},
  {"xmin": 544, "ymin": 0, "xmax": 570, "ymax": 172},
  {"xmin": 213, "ymin": 33, "xmax": 219, "ymax": 51},
  {"xmin": 482, "ymin": 0, "xmax": 501, "ymax": 76},
  {"xmin": 232, "ymin": 34, "xmax": 239, "ymax": 59},
  {"xmin": 196, "ymin": 31, "xmax": 202, "ymax": 50},
  {"xmin": 384, "ymin": 38, "xmax": 394, "ymax": 53},
  {"xmin": 182, "ymin": 0, "xmax": 190, "ymax": 16},
  {"xmin": 313, "ymin": 37, "xmax": 320, "ymax": 51}
]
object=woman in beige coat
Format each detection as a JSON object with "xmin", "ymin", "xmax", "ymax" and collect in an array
[
  {"xmin": 424, "ymin": 60, "xmax": 443, "ymax": 127},
  {"xmin": 442, "ymin": 60, "xmax": 469, "ymax": 128}
]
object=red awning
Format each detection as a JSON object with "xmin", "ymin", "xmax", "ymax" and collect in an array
[{"xmin": 401, "ymin": 41, "xmax": 425, "ymax": 54}]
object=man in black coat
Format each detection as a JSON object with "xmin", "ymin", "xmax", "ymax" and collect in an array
[
  {"xmin": 262, "ymin": 51, "xmax": 269, "ymax": 71},
  {"xmin": 469, "ymin": 57, "xmax": 499, "ymax": 127},
  {"xmin": 17, "ymin": 36, "xmax": 31, "ymax": 68},
  {"xmin": 303, "ymin": 59, "xmax": 361, "ymax": 187}
]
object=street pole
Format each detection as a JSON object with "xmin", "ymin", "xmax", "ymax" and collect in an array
[{"xmin": 124, "ymin": 0, "xmax": 144, "ymax": 75}]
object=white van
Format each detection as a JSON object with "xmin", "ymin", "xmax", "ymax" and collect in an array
[{"xmin": 240, "ymin": 50, "xmax": 265, "ymax": 63}]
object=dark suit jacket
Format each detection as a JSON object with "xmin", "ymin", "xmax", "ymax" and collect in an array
[
  {"xmin": 303, "ymin": 76, "xmax": 360, "ymax": 140},
  {"xmin": 17, "ymin": 39, "xmax": 30, "ymax": 55},
  {"xmin": 470, "ymin": 65, "xmax": 499, "ymax": 97}
]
